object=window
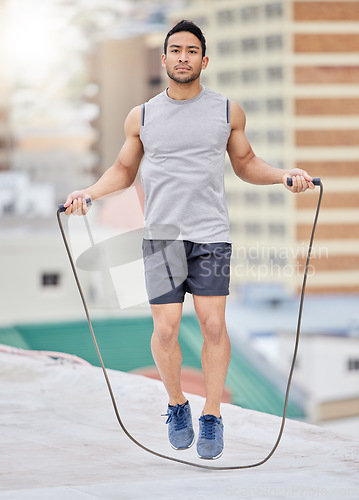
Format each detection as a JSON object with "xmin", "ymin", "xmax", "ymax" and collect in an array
[
  {"xmin": 246, "ymin": 129, "xmax": 262, "ymax": 143},
  {"xmin": 148, "ymin": 77, "xmax": 161, "ymax": 86},
  {"xmin": 245, "ymin": 223, "xmax": 262, "ymax": 236},
  {"xmin": 42, "ymin": 273, "xmax": 61, "ymax": 287},
  {"xmin": 244, "ymin": 191, "xmax": 261, "ymax": 205},
  {"xmin": 218, "ymin": 71, "xmax": 239, "ymax": 86},
  {"xmin": 243, "ymin": 99, "xmax": 261, "ymax": 113},
  {"xmin": 241, "ymin": 69, "xmax": 260, "ymax": 83},
  {"xmin": 3, "ymin": 202, "xmax": 15, "ymax": 214},
  {"xmin": 269, "ymin": 252, "xmax": 287, "ymax": 266},
  {"xmin": 274, "ymin": 160, "xmax": 284, "ymax": 169},
  {"xmin": 267, "ymin": 129, "xmax": 285, "ymax": 143},
  {"xmin": 265, "ymin": 35, "xmax": 283, "ymax": 51},
  {"xmin": 241, "ymin": 38, "xmax": 259, "ymax": 52},
  {"xmin": 266, "ymin": 98, "xmax": 284, "ymax": 112},
  {"xmin": 247, "ymin": 248, "xmax": 262, "ymax": 264},
  {"xmin": 268, "ymin": 223, "xmax": 286, "ymax": 236},
  {"xmin": 348, "ymin": 359, "xmax": 359, "ymax": 371},
  {"xmin": 268, "ymin": 192, "xmax": 285, "ymax": 205},
  {"xmin": 240, "ymin": 6, "xmax": 260, "ymax": 22},
  {"xmin": 217, "ymin": 40, "xmax": 239, "ymax": 55},
  {"xmin": 265, "ymin": 2, "xmax": 283, "ymax": 19},
  {"xmin": 147, "ymin": 47, "xmax": 162, "ymax": 87},
  {"xmin": 267, "ymin": 66, "xmax": 283, "ymax": 81},
  {"xmin": 247, "ymin": 254, "xmax": 262, "ymax": 265},
  {"xmin": 217, "ymin": 10, "xmax": 236, "ymax": 25},
  {"xmin": 194, "ymin": 16, "xmax": 208, "ymax": 28}
]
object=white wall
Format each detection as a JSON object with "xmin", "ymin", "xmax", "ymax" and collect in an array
[
  {"xmin": 0, "ymin": 229, "xmax": 87, "ymax": 324},
  {"xmin": 0, "ymin": 219, "xmax": 151, "ymax": 326},
  {"xmin": 278, "ymin": 332, "xmax": 359, "ymax": 401}
]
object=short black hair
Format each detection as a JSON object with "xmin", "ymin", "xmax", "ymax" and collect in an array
[{"xmin": 164, "ymin": 20, "xmax": 206, "ymax": 57}]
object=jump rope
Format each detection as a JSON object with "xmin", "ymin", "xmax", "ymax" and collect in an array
[{"xmin": 57, "ymin": 177, "xmax": 323, "ymax": 470}]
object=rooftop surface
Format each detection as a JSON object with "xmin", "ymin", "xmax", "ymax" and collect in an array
[
  {"xmin": 0, "ymin": 315, "xmax": 304, "ymax": 418},
  {"xmin": 0, "ymin": 349, "xmax": 358, "ymax": 500}
]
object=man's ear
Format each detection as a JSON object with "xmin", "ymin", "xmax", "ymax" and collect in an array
[
  {"xmin": 161, "ymin": 53, "xmax": 167, "ymax": 68},
  {"xmin": 202, "ymin": 56, "xmax": 209, "ymax": 70}
]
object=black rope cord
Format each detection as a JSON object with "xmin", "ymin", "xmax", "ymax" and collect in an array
[{"xmin": 56, "ymin": 181, "xmax": 323, "ymax": 470}]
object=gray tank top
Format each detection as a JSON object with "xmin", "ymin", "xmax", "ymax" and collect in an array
[{"xmin": 140, "ymin": 86, "xmax": 232, "ymax": 243}]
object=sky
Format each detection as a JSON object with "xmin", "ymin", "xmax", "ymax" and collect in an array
[
  {"xmin": 4, "ymin": 0, "xmax": 172, "ymax": 88},
  {"xmin": 5, "ymin": 0, "xmax": 84, "ymax": 86}
]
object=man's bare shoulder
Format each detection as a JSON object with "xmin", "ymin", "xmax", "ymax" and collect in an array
[
  {"xmin": 125, "ymin": 105, "xmax": 142, "ymax": 136},
  {"xmin": 229, "ymin": 100, "xmax": 246, "ymax": 131}
]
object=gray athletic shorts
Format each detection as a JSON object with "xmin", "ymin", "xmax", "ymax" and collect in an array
[{"xmin": 142, "ymin": 239, "xmax": 232, "ymax": 304}]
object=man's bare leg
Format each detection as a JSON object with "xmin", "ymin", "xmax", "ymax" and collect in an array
[
  {"xmin": 150, "ymin": 302, "xmax": 187, "ymax": 406},
  {"xmin": 193, "ymin": 295, "xmax": 231, "ymax": 417}
]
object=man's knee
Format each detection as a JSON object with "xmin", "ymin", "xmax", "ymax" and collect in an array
[
  {"xmin": 199, "ymin": 316, "xmax": 226, "ymax": 343},
  {"xmin": 151, "ymin": 303, "xmax": 182, "ymax": 346},
  {"xmin": 152, "ymin": 320, "xmax": 180, "ymax": 347}
]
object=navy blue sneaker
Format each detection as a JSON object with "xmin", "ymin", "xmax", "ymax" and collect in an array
[
  {"xmin": 197, "ymin": 414, "xmax": 224, "ymax": 459},
  {"xmin": 162, "ymin": 400, "xmax": 195, "ymax": 450}
]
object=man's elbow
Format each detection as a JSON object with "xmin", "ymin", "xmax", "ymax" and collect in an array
[{"xmin": 231, "ymin": 151, "xmax": 256, "ymax": 179}]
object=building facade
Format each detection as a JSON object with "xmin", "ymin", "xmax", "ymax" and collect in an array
[
  {"xmin": 89, "ymin": 32, "xmax": 165, "ymax": 175},
  {"xmin": 292, "ymin": 0, "xmax": 359, "ymax": 294},
  {"xmin": 278, "ymin": 329, "xmax": 359, "ymax": 427},
  {"xmin": 172, "ymin": 0, "xmax": 359, "ymax": 295},
  {"xmin": 0, "ymin": 0, "xmax": 11, "ymax": 172}
]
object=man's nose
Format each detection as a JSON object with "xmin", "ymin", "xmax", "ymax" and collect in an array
[{"xmin": 178, "ymin": 52, "xmax": 188, "ymax": 63}]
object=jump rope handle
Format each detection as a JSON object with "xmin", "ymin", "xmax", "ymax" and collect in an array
[
  {"xmin": 287, "ymin": 177, "xmax": 321, "ymax": 187},
  {"xmin": 57, "ymin": 197, "xmax": 92, "ymax": 213}
]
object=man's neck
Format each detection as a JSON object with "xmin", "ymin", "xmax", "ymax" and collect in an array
[{"xmin": 166, "ymin": 80, "xmax": 202, "ymax": 101}]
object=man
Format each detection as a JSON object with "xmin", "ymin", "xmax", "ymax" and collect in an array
[{"xmin": 64, "ymin": 20, "xmax": 315, "ymax": 460}]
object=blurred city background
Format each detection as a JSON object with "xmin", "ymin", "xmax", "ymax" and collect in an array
[{"xmin": 0, "ymin": 0, "xmax": 358, "ymax": 437}]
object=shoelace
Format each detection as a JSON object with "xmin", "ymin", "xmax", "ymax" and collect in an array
[
  {"xmin": 162, "ymin": 404, "xmax": 187, "ymax": 431},
  {"xmin": 199, "ymin": 415, "xmax": 220, "ymax": 440}
]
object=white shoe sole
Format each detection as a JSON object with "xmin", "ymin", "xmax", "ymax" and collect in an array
[{"xmin": 196, "ymin": 448, "xmax": 224, "ymax": 460}]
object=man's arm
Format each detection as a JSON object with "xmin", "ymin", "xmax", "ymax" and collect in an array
[
  {"xmin": 226, "ymin": 101, "xmax": 314, "ymax": 193},
  {"xmin": 64, "ymin": 105, "xmax": 144, "ymax": 215}
]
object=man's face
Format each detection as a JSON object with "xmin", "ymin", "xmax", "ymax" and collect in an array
[{"xmin": 162, "ymin": 31, "xmax": 209, "ymax": 84}]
